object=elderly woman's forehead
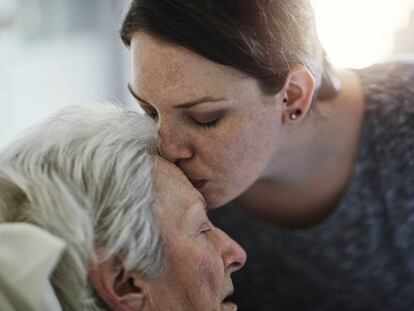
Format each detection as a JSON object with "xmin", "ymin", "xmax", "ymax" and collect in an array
[
  {"xmin": 154, "ymin": 157, "xmax": 186, "ymax": 179},
  {"xmin": 153, "ymin": 157, "xmax": 193, "ymax": 194},
  {"xmin": 153, "ymin": 158, "xmax": 207, "ymax": 223},
  {"xmin": 154, "ymin": 158, "xmax": 205, "ymax": 205}
]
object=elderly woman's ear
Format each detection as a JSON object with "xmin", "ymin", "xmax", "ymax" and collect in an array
[{"xmin": 89, "ymin": 250, "xmax": 148, "ymax": 311}]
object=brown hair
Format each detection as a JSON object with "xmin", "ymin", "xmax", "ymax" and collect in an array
[{"xmin": 121, "ymin": 0, "xmax": 338, "ymax": 99}]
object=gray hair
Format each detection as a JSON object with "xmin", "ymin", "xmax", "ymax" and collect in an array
[{"xmin": 0, "ymin": 103, "xmax": 163, "ymax": 310}]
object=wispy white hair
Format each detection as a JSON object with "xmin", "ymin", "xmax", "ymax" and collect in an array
[{"xmin": 0, "ymin": 103, "xmax": 163, "ymax": 310}]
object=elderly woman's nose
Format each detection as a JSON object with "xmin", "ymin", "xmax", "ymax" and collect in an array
[
  {"xmin": 221, "ymin": 231, "xmax": 247, "ymax": 274},
  {"xmin": 159, "ymin": 126, "xmax": 193, "ymax": 163}
]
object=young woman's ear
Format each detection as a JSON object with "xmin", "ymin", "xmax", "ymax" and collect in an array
[
  {"xmin": 280, "ymin": 65, "xmax": 316, "ymax": 124},
  {"xmin": 89, "ymin": 250, "xmax": 148, "ymax": 311}
]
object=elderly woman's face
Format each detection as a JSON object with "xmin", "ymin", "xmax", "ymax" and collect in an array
[
  {"xmin": 147, "ymin": 158, "xmax": 246, "ymax": 310},
  {"xmin": 129, "ymin": 32, "xmax": 284, "ymax": 208}
]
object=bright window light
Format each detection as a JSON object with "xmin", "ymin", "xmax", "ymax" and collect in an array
[{"xmin": 312, "ymin": 0, "xmax": 414, "ymax": 68}]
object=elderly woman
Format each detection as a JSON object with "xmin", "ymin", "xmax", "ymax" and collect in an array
[{"xmin": 0, "ymin": 103, "xmax": 246, "ymax": 311}]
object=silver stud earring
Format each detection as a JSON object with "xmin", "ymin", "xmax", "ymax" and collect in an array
[{"xmin": 289, "ymin": 109, "xmax": 302, "ymax": 121}]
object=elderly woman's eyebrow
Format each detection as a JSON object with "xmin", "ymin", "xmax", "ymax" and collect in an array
[
  {"xmin": 187, "ymin": 197, "xmax": 208, "ymax": 218},
  {"xmin": 198, "ymin": 196, "xmax": 208, "ymax": 213}
]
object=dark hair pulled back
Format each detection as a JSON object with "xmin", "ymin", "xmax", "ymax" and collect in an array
[{"xmin": 121, "ymin": 0, "xmax": 338, "ymax": 99}]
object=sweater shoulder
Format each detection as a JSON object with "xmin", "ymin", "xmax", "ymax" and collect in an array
[{"xmin": 355, "ymin": 60, "xmax": 414, "ymax": 142}]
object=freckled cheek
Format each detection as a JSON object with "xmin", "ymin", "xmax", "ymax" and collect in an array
[
  {"xmin": 224, "ymin": 115, "xmax": 276, "ymax": 167},
  {"xmin": 198, "ymin": 127, "xmax": 262, "ymax": 174}
]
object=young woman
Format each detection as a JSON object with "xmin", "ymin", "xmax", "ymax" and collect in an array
[{"xmin": 121, "ymin": 1, "xmax": 414, "ymax": 309}]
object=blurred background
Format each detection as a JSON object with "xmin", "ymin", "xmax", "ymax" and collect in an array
[{"xmin": 1, "ymin": 0, "xmax": 414, "ymax": 148}]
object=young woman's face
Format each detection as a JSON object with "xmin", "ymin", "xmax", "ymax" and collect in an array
[{"xmin": 129, "ymin": 32, "xmax": 284, "ymax": 208}]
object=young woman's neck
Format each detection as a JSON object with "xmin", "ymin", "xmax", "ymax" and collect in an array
[{"xmin": 237, "ymin": 69, "xmax": 365, "ymax": 229}]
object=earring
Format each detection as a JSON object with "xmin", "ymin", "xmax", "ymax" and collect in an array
[{"xmin": 289, "ymin": 109, "xmax": 302, "ymax": 120}]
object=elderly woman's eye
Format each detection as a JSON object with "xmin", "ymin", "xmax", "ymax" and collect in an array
[{"xmin": 200, "ymin": 223, "xmax": 213, "ymax": 236}]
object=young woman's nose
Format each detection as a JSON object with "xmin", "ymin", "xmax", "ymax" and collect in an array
[{"xmin": 158, "ymin": 125, "xmax": 193, "ymax": 163}]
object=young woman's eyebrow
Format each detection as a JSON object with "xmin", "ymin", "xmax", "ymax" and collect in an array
[
  {"xmin": 174, "ymin": 97, "xmax": 227, "ymax": 109},
  {"xmin": 128, "ymin": 84, "xmax": 226, "ymax": 109},
  {"xmin": 128, "ymin": 84, "xmax": 152, "ymax": 107}
]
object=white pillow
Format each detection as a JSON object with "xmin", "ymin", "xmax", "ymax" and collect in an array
[{"xmin": 0, "ymin": 223, "xmax": 65, "ymax": 311}]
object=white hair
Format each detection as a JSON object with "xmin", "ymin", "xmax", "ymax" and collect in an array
[{"xmin": 0, "ymin": 103, "xmax": 163, "ymax": 310}]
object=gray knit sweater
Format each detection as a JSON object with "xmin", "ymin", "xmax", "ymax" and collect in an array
[{"xmin": 210, "ymin": 61, "xmax": 414, "ymax": 311}]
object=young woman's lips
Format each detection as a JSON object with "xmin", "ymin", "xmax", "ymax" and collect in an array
[{"xmin": 191, "ymin": 179, "xmax": 208, "ymax": 189}]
